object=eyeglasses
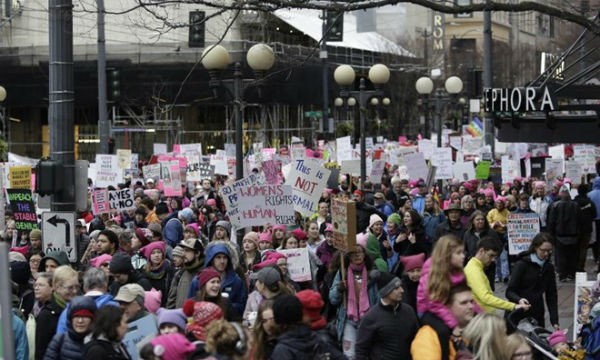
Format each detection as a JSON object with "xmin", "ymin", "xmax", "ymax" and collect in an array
[{"xmin": 538, "ymin": 247, "xmax": 553, "ymax": 254}]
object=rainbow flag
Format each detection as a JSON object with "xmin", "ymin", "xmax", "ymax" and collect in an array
[{"xmin": 466, "ymin": 116, "xmax": 483, "ymax": 137}]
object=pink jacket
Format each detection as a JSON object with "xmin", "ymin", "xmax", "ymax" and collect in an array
[{"xmin": 417, "ymin": 257, "xmax": 465, "ymax": 329}]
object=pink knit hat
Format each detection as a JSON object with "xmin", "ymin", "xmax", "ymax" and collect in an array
[
  {"xmin": 89, "ymin": 254, "xmax": 113, "ymax": 269},
  {"xmin": 258, "ymin": 231, "xmax": 272, "ymax": 243},
  {"xmin": 324, "ymin": 223, "xmax": 334, "ymax": 233},
  {"xmin": 272, "ymin": 224, "xmax": 287, "ymax": 232},
  {"xmin": 291, "ymin": 228, "xmax": 307, "ymax": 240},
  {"xmin": 150, "ymin": 333, "xmax": 196, "ymax": 360},
  {"xmin": 144, "ymin": 288, "xmax": 162, "ymax": 314},
  {"xmin": 356, "ymin": 232, "xmax": 369, "ymax": 248},
  {"xmin": 400, "ymin": 253, "xmax": 426, "ymax": 272},
  {"xmin": 548, "ymin": 330, "xmax": 567, "ymax": 347},
  {"xmin": 254, "ymin": 251, "xmax": 287, "ymax": 270},
  {"xmin": 140, "ymin": 241, "xmax": 166, "ymax": 260}
]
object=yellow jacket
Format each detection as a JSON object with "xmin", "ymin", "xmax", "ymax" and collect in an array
[
  {"xmin": 464, "ymin": 257, "xmax": 516, "ymax": 312},
  {"xmin": 411, "ymin": 325, "xmax": 456, "ymax": 360},
  {"xmin": 486, "ymin": 208, "xmax": 510, "ymax": 234}
]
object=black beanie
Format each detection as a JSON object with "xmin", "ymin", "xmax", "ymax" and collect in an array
[
  {"xmin": 10, "ymin": 261, "xmax": 31, "ymax": 285},
  {"xmin": 273, "ymin": 294, "xmax": 303, "ymax": 326},
  {"xmin": 109, "ymin": 252, "xmax": 133, "ymax": 274},
  {"xmin": 371, "ymin": 270, "xmax": 401, "ymax": 298}
]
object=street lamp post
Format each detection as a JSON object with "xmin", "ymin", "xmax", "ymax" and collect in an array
[
  {"xmin": 415, "ymin": 75, "xmax": 463, "ymax": 148},
  {"xmin": 201, "ymin": 43, "xmax": 275, "ymax": 181},
  {"xmin": 334, "ymin": 64, "xmax": 390, "ymax": 187}
]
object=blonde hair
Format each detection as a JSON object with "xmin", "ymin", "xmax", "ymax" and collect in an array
[
  {"xmin": 205, "ymin": 319, "xmax": 244, "ymax": 357},
  {"xmin": 463, "ymin": 313, "xmax": 509, "ymax": 360},
  {"xmin": 52, "ymin": 265, "xmax": 78, "ymax": 288},
  {"xmin": 505, "ymin": 333, "xmax": 531, "ymax": 359},
  {"xmin": 427, "ymin": 235, "xmax": 463, "ymax": 302}
]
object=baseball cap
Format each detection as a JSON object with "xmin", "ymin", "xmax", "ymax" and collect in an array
[
  {"xmin": 114, "ymin": 283, "xmax": 146, "ymax": 303},
  {"xmin": 179, "ymin": 238, "xmax": 204, "ymax": 252},
  {"xmin": 373, "ymin": 192, "xmax": 385, "ymax": 199},
  {"xmin": 250, "ymin": 266, "xmax": 281, "ymax": 287}
]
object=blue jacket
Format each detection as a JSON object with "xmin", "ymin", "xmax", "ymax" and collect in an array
[
  {"xmin": 56, "ymin": 293, "xmax": 117, "ymax": 334},
  {"xmin": 162, "ymin": 215, "xmax": 184, "ymax": 248},
  {"xmin": 412, "ymin": 194, "xmax": 426, "ymax": 215},
  {"xmin": 588, "ymin": 177, "xmax": 600, "ymax": 220},
  {"xmin": 13, "ymin": 311, "xmax": 29, "ymax": 360},
  {"xmin": 187, "ymin": 243, "xmax": 247, "ymax": 317}
]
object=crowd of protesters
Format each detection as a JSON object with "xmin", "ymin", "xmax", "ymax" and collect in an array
[{"xmin": 4, "ymin": 160, "xmax": 600, "ymax": 360}]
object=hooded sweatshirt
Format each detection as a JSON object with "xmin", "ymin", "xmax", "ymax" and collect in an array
[{"xmin": 588, "ymin": 177, "xmax": 600, "ymax": 220}]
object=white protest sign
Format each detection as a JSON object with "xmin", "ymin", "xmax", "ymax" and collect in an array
[
  {"xmin": 210, "ymin": 154, "xmax": 229, "ymax": 175},
  {"xmin": 449, "ymin": 135, "xmax": 462, "ymax": 151},
  {"xmin": 453, "ymin": 162, "xmax": 476, "ymax": 181},
  {"xmin": 336, "ymin": 136, "xmax": 353, "ymax": 162},
  {"xmin": 501, "ymin": 156, "xmax": 519, "ymax": 184},
  {"xmin": 122, "ymin": 314, "xmax": 158, "ymax": 360},
  {"xmin": 95, "ymin": 154, "xmax": 120, "ymax": 188},
  {"xmin": 116, "ymin": 149, "xmax": 132, "ymax": 169},
  {"xmin": 370, "ymin": 159, "xmax": 386, "ymax": 184},
  {"xmin": 565, "ymin": 160, "xmax": 583, "ymax": 184},
  {"xmin": 177, "ymin": 143, "xmax": 202, "ymax": 156},
  {"xmin": 574, "ymin": 144, "xmax": 597, "ymax": 174},
  {"xmin": 431, "ymin": 147, "xmax": 453, "ymax": 180},
  {"xmin": 184, "ymin": 152, "xmax": 202, "ymax": 182},
  {"xmin": 278, "ymin": 248, "xmax": 312, "ymax": 282},
  {"xmin": 545, "ymin": 158, "xmax": 564, "ymax": 181},
  {"xmin": 418, "ymin": 139, "xmax": 434, "ymax": 160},
  {"xmin": 142, "ymin": 164, "xmax": 161, "ymax": 180},
  {"xmin": 219, "ymin": 173, "xmax": 265, "ymax": 226},
  {"xmin": 153, "ymin": 143, "xmax": 167, "ymax": 155},
  {"xmin": 548, "ymin": 144, "xmax": 564, "ymax": 159},
  {"xmin": 403, "ymin": 152, "xmax": 428, "ymax": 180},
  {"xmin": 236, "ymin": 184, "xmax": 295, "ymax": 228},
  {"xmin": 462, "ymin": 136, "xmax": 483, "ymax": 156},
  {"xmin": 341, "ymin": 160, "xmax": 361, "ymax": 176},
  {"xmin": 285, "ymin": 159, "xmax": 331, "ymax": 217},
  {"xmin": 108, "ymin": 188, "xmax": 135, "ymax": 212},
  {"xmin": 224, "ymin": 143, "xmax": 236, "ymax": 157},
  {"xmin": 507, "ymin": 213, "xmax": 540, "ymax": 255}
]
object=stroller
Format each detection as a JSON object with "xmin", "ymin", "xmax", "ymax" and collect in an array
[{"xmin": 507, "ymin": 310, "xmax": 558, "ymax": 360}]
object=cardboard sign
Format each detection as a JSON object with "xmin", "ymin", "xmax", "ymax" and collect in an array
[
  {"xmin": 453, "ymin": 161, "xmax": 476, "ymax": 181},
  {"xmin": 122, "ymin": 314, "xmax": 158, "ymax": 360},
  {"xmin": 565, "ymin": 160, "xmax": 583, "ymax": 185},
  {"xmin": 331, "ymin": 197, "xmax": 357, "ymax": 252},
  {"xmin": 462, "ymin": 136, "xmax": 483, "ymax": 156},
  {"xmin": 278, "ymin": 248, "xmax": 312, "ymax": 282},
  {"xmin": 175, "ymin": 143, "xmax": 202, "ymax": 156},
  {"xmin": 109, "ymin": 188, "xmax": 135, "ymax": 212},
  {"xmin": 9, "ymin": 165, "xmax": 31, "ymax": 189},
  {"xmin": 431, "ymin": 147, "xmax": 453, "ymax": 180},
  {"xmin": 197, "ymin": 163, "xmax": 215, "ymax": 179},
  {"xmin": 285, "ymin": 159, "xmax": 331, "ymax": 217},
  {"xmin": 262, "ymin": 160, "xmax": 281, "ymax": 185},
  {"xmin": 7, "ymin": 189, "xmax": 38, "ymax": 231},
  {"xmin": 404, "ymin": 152, "xmax": 428, "ymax": 180},
  {"xmin": 501, "ymin": 155, "xmax": 520, "ymax": 184},
  {"xmin": 184, "ymin": 152, "xmax": 202, "ymax": 182},
  {"xmin": 507, "ymin": 213, "xmax": 540, "ymax": 255},
  {"xmin": 574, "ymin": 144, "xmax": 597, "ymax": 174},
  {"xmin": 210, "ymin": 154, "xmax": 229, "ymax": 175},
  {"xmin": 95, "ymin": 154, "xmax": 120, "ymax": 188},
  {"xmin": 163, "ymin": 162, "xmax": 182, "ymax": 197},
  {"xmin": 91, "ymin": 189, "xmax": 110, "ymax": 215},
  {"xmin": 418, "ymin": 139, "xmax": 434, "ymax": 160},
  {"xmin": 545, "ymin": 158, "xmax": 564, "ymax": 182},
  {"xmin": 142, "ymin": 163, "xmax": 161, "ymax": 180},
  {"xmin": 340, "ymin": 159, "xmax": 361, "ymax": 176},
  {"xmin": 153, "ymin": 143, "xmax": 167, "ymax": 155},
  {"xmin": 236, "ymin": 184, "xmax": 295, "ymax": 228},
  {"xmin": 370, "ymin": 159, "xmax": 386, "ymax": 184}
]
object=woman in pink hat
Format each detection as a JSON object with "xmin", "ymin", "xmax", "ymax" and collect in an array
[
  {"xmin": 141, "ymin": 241, "xmax": 172, "ymax": 308},
  {"xmin": 270, "ymin": 225, "xmax": 287, "ymax": 249}
]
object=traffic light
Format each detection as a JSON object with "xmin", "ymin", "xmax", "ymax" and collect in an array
[
  {"xmin": 35, "ymin": 158, "xmax": 64, "ymax": 196},
  {"xmin": 107, "ymin": 69, "xmax": 121, "ymax": 102},
  {"xmin": 189, "ymin": 11, "xmax": 205, "ymax": 48},
  {"xmin": 326, "ymin": 10, "xmax": 344, "ymax": 42}
]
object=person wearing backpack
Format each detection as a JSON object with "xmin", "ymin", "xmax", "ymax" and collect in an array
[{"xmin": 43, "ymin": 296, "xmax": 97, "ymax": 360}]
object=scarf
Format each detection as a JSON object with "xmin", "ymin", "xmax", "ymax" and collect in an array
[
  {"xmin": 530, "ymin": 253, "xmax": 546, "ymax": 267},
  {"xmin": 53, "ymin": 292, "xmax": 67, "ymax": 310},
  {"xmin": 183, "ymin": 257, "xmax": 203, "ymax": 272},
  {"xmin": 146, "ymin": 260, "xmax": 169, "ymax": 280},
  {"xmin": 346, "ymin": 263, "xmax": 369, "ymax": 321}
]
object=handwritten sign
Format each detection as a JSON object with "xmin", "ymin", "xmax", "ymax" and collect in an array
[
  {"xmin": 95, "ymin": 154, "xmax": 120, "ymax": 188},
  {"xmin": 453, "ymin": 161, "xmax": 476, "ymax": 181},
  {"xmin": 163, "ymin": 162, "xmax": 182, "ymax": 197},
  {"xmin": 220, "ymin": 173, "xmax": 265, "ymax": 226},
  {"xmin": 197, "ymin": 163, "xmax": 215, "ymax": 179},
  {"xmin": 122, "ymin": 314, "xmax": 158, "ymax": 360},
  {"xmin": 184, "ymin": 152, "xmax": 202, "ymax": 181},
  {"xmin": 331, "ymin": 197, "xmax": 357, "ymax": 252},
  {"xmin": 7, "ymin": 189, "xmax": 38, "ymax": 231},
  {"xmin": 236, "ymin": 184, "xmax": 295, "ymax": 228},
  {"xmin": 370, "ymin": 159, "xmax": 386, "ymax": 184},
  {"xmin": 565, "ymin": 160, "xmax": 583, "ymax": 184},
  {"xmin": 262, "ymin": 160, "xmax": 281, "ymax": 185},
  {"xmin": 285, "ymin": 159, "xmax": 331, "ymax": 217},
  {"xmin": 278, "ymin": 248, "xmax": 312, "ymax": 282},
  {"xmin": 109, "ymin": 188, "xmax": 135, "ymax": 212},
  {"xmin": 404, "ymin": 152, "xmax": 428, "ymax": 180},
  {"xmin": 545, "ymin": 158, "xmax": 564, "ymax": 182},
  {"xmin": 9, "ymin": 165, "xmax": 31, "ymax": 189},
  {"xmin": 507, "ymin": 213, "xmax": 540, "ymax": 255},
  {"xmin": 142, "ymin": 163, "xmax": 161, "ymax": 180},
  {"xmin": 91, "ymin": 189, "xmax": 110, "ymax": 215},
  {"xmin": 431, "ymin": 147, "xmax": 453, "ymax": 180}
]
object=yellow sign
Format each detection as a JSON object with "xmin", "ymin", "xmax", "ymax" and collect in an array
[{"xmin": 9, "ymin": 165, "xmax": 31, "ymax": 189}]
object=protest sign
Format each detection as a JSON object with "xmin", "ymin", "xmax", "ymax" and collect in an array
[
  {"xmin": 210, "ymin": 154, "xmax": 228, "ymax": 175},
  {"xmin": 507, "ymin": 213, "xmax": 540, "ymax": 255},
  {"xmin": 175, "ymin": 143, "xmax": 202, "ymax": 156},
  {"xmin": 340, "ymin": 159, "xmax": 360, "ymax": 176},
  {"xmin": 9, "ymin": 165, "xmax": 31, "ymax": 189},
  {"xmin": 331, "ymin": 197, "xmax": 357, "ymax": 252},
  {"xmin": 449, "ymin": 135, "xmax": 462, "ymax": 151},
  {"xmin": 431, "ymin": 147, "xmax": 453, "ymax": 180},
  {"xmin": 108, "ymin": 188, "xmax": 135, "ymax": 212},
  {"xmin": 548, "ymin": 144, "xmax": 564, "ymax": 159},
  {"xmin": 142, "ymin": 163, "xmax": 161, "ymax": 180},
  {"xmin": 262, "ymin": 160, "xmax": 281, "ymax": 185},
  {"xmin": 122, "ymin": 314, "xmax": 158, "ymax": 360},
  {"xmin": 336, "ymin": 136, "xmax": 353, "ymax": 162},
  {"xmin": 163, "ymin": 162, "xmax": 182, "ymax": 197},
  {"xmin": 7, "ymin": 189, "xmax": 37, "ymax": 231},
  {"xmin": 95, "ymin": 154, "xmax": 120, "ymax": 188},
  {"xmin": 91, "ymin": 189, "xmax": 110, "ymax": 215},
  {"xmin": 418, "ymin": 139, "xmax": 433, "ymax": 160},
  {"xmin": 236, "ymin": 184, "xmax": 295, "ymax": 228},
  {"xmin": 545, "ymin": 158, "xmax": 564, "ymax": 181},
  {"xmin": 404, "ymin": 152, "xmax": 428, "ymax": 180},
  {"xmin": 565, "ymin": 160, "xmax": 583, "ymax": 184},
  {"xmin": 574, "ymin": 144, "xmax": 597, "ymax": 174},
  {"xmin": 278, "ymin": 248, "xmax": 312, "ymax": 282},
  {"xmin": 285, "ymin": 159, "xmax": 331, "ymax": 217},
  {"xmin": 453, "ymin": 162, "xmax": 476, "ymax": 181},
  {"xmin": 462, "ymin": 136, "xmax": 483, "ymax": 156},
  {"xmin": 219, "ymin": 173, "xmax": 265, "ymax": 226},
  {"xmin": 184, "ymin": 152, "xmax": 202, "ymax": 181},
  {"xmin": 574, "ymin": 273, "xmax": 599, "ymax": 342},
  {"xmin": 475, "ymin": 160, "xmax": 491, "ymax": 180},
  {"xmin": 197, "ymin": 163, "xmax": 215, "ymax": 179},
  {"xmin": 116, "ymin": 149, "xmax": 132, "ymax": 169},
  {"xmin": 153, "ymin": 143, "xmax": 167, "ymax": 155},
  {"xmin": 370, "ymin": 159, "xmax": 386, "ymax": 184},
  {"xmin": 501, "ymin": 156, "xmax": 520, "ymax": 184}
]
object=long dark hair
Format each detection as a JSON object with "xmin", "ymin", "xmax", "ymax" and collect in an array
[
  {"xmin": 91, "ymin": 305, "xmax": 124, "ymax": 342},
  {"xmin": 343, "ymin": 245, "xmax": 373, "ymax": 274},
  {"xmin": 527, "ymin": 232, "xmax": 554, "ymax": 253}
]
